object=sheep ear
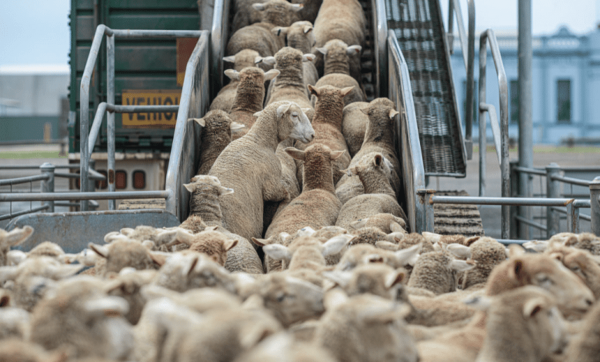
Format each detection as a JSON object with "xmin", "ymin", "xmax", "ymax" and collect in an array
[
  {"xmin": 385, "ymin": 270, "xmax": 406, "ymax": 289},
  {"xmin": 230, "ymin": 122, "xmax": 246, "ymax": 131},
  {"xmin": 285, "ymin": 147, "xmax": 306, "ymax": 161},
  {"xmin": 451, "ymin": 259, "xmax": 476, "ymax": 272},
  {"xmin": 253, "ymin": 111, "xmax": 263, "ymax": 118},
  {"xmin": 0, "ymin": 267, "xmax": 18, "ymax": 283},
  {"xmin": 103, "ymin": 231, "xmax": 121, "ymax": 243},
  {"xmin": 223, "ymin": 239, "xmax": 238, "ymax": 251},
  {"xmin": 304, "ymin": 25, "xmax": 313, "ymax": 34},
  {"xmin": 375, "ymin": 241, "xmax": 399, "ymax": 251},
  {"xmin": 84, "ymin": 296, "xmax": 129, "ymax": 317},
  {"xmin": 447, "ymin": 244, "xmax": 472, "ymax": 259},
  {"xmin": 263, "ymin": 69, "xmax": 280, "ymax": 81},
  {"xmin": 389, "ymin": 109, "xmax": 399, "ymax": 119},
  {"xmin": 373, "ymin": 154, "xmax": 384, "ymax": 167},
  {"xmin": 89, "ymin": 243, "xmax": 109, "ymax": 259},
  {"xmin": 422, "ymin": 231, "xmax": 442, "ymax": 243},
  {"xmin": 272, "ymin": 27, "xmax": 289, "ymax": 37},
  {"xmin": 346, "ymin": 45, "xmax": 362, "ymax": 55},
  {"xmin": 322, "ymin": 235, "xmax": 351, "ymax": 257},
  {"xmin": 390, "ymin": 221, "xmax": 405, "ymax": 233},
  {"xmin": 509, "ymin": 244, "xmax": 526, "ymax": 258},
  {"xmin": 240, "ymin": 322, "xmax": 274, "ymax": 349},
  {"xmin": 257, "ymin": 56, "xmax": 276, "ymax": 66},
  {"xmin": 224, "ymin": 69, "xmax": 240, "ymax": 81},
  {"xmin": 176, "ymin": 229, "xmax": 196, "ymax": 246},
  {"xmin": 277, "ymin": 103, "xmax": 292, "ymax": 119},
  {"xmin": 339, "ymin": 86, "xmax": 354, "ymax": 97},
  {"xmin": 395, "ymin": 243, "xmax": 422, "ymax": 266},
  {"xmin": 330, "ymin": 150, "xmax": 345, "ymax": 161},
  {"xmin": 307, "ymin": 84, "xmax": 319, "ymax": 97},
  {"xmin": 290, "ymin": 3, "xmax": 303, "ymax": 11},
  {"xmin": 317, "ymin": 47, "xmax": 328, "ymax": 55},
  {"xmin": 464, "ymin": 295, "xmax": 492, "ymax": 311},
  {"xmin": 218, "ymin": 186, "xmax": 234, "ymax": 196},
  {"xmin": 302, "ymin": 54, "xmax": 316, "ymax": 62},
  {"xmin": 51, "ymin": 264, "xmax": 85, "ymax": 279},
  {"xmin": 523, "ymin": 297, "xmax": 547, "ymax": 318},
  {"xmin": 263, "ymin": 244, "xmax": 292, "ymax": 261},
  {"xmin": 2, "ymin": 226, "xmax": 34, "ymax": 247},
  {"xmin": 252, "ymin": 3, "xmax": 266, "ymax": 11},
  {"xmin": 279, "ymin": 232, "xmax": 291, "ymax": 241},
  {"xmin": 205, "ymin": 226, "xmax": 219, "ymax": 232},
  {"xmin": 223, "ymin": 55, "xmax": 236, "ymax": 63},
  {"xmin": 465, "ymin": 236, "xmax": 481, "ymax": 247},
  {"xmin": 183, "ymin": 183, "xmax": 196, "ymax": 193},
  {"xmin": 251, "ymin": 237, "xmax": 268, "ymax": 247},
  {"xmin": 322, "ymin": 270, "xmax": 352, "ymax": 288},
  {"xmin": 192, "ymin": 117, "xmax": 206, "ymax": 127}
]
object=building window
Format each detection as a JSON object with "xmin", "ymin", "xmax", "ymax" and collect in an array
[
  {"xmin": 462, "ymin": 79, "xmax": 478, "ymax": 125},
  {"xmin": 510, "ymin": 80, "xmax": 519, "ymax": 123},
  {"xmin": 557, "ymin": 79, "xmax": 571, "ymax": 122}
]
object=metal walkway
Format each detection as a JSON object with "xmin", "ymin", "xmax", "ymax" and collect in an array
[{"xmin": 385, "ymin": 0, "xmax": 466, "ymax": 177}]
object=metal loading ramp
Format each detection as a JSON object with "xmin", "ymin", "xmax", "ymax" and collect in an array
[
  {"xmin": 385, "ymin": 0, "xmax": 467, "ymax": 177},
  {"xmin": 433, "ymin": 190, "xmax": 484, "ymax": 236}
]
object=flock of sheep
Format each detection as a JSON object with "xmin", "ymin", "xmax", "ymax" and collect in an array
[{"xmin": 0, "ymin": 0, "xmax": 599, "ymax": 361}]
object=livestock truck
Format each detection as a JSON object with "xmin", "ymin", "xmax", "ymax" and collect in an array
[{"xmin": 6, "ymin": 0, "xmax": 500, "ymax": 249}]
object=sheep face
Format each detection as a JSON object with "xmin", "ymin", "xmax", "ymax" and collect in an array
[
  {"xmin": 90, "ymin": 241, "xmax": 158, "ymax": 276},
  {"xmin": 317, "ymin": 39, "xmax": 361, "ymax": 73},
  {"xmin": 276, "ymin": 102, "xmax": 315, "ymax": 144},
  {"xmin": 258, "ymin": 274, "xmax": 324, "ymax": 327},
  {"xmin": 275, "ymin": 21, "xmax": 315, "ymax": 54},
  {"xmin": 486, "ymin": 251, "xmax": 595, "ymax": 317},
  {"xmin": 223, "ymin": 49, "xmax": 261, "ymax": 71},
  {"xmin": 176, "ymin": 229, "xmax": 238, "ymax": 266},
  {"xmin": 252, "ymin": 0, "xmax": 303, "ymax": 27},
  {"xmin": 547, "ymin": 245, "xmax": 600, "ymax": 299}
]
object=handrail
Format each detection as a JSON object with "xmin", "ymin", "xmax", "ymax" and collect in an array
[
  {"xmin": 371, "ymin": 0, "xmax": 388, "ymax": 98},
  {"xmin": 387, "ymin": 31, "xmax": 426, "ymax": 233},
  {"xmin": 79, "ymin": 25, "xmax": 203, "ymax": 211},
  {"xmin": 165, "ymin": 31, "xmax": 211, "ymax": 219},
  {"xmin": 478, "ymin": 29, "xmax": 510, "ymax": 238},
  {"xmin": 0, "ymin": 175, "xmax": 49, "ymax": 187},
  {"xmin": 551, "ymin": 175, "xmax": 592, "ymax": 187},
  {"xmin": 447, "ymin": 0, "xmax": 475, "ymax": 159},
  {"xmin": 210, "ymin": 0, "xmax": 230, "ymax": 100},
  {"xmin": 0, "ymin": 191, "xmax": 170, "ymax": 202}
]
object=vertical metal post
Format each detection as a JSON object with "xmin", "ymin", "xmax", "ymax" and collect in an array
[
  {"xmin": 447, "ymin": 0, "xmax": 455, "ymax": 55},
  {"xmin": 518, "ymin": 0, "xmax": 533, "ymax": 239},
  {"xmin": 566, "ymin": 203, "xmax": 579, "ymax": 233},
  {"xmin": 464, "ymin": 0, "xmax": 475, "ymax": 160},
  {"xmin": 590, "ymin": 177, "xmax": 600, "ymax": 236},
  {"xmin": 107, "ymin": 34, "xmax": 116, "ymax": 211},
  {"xmin": 478, "ymin": 46, "xmax": 487, "ymax": 197},
  {"xmin": 546, "ymin": 163, "xmax": 561, "ymax": 238},
  {"xmin": 40, "ymin": 163, "xmax": 55, "ymax": 213},
  {"xmin": 425, "ymin": 194, "xmax": 435, "ymax": 232},
  {"xmin": 88, "ymin": 159, "xmax": 97, "ymax": 197},
  {"xmin": 509, "ymin": 160, "xmax": 520, "ymax": 238}
]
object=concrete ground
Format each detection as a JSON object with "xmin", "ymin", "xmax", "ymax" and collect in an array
[{"xmin": 1, "ymin": 144, "xmax": 599, "ymax": 236}]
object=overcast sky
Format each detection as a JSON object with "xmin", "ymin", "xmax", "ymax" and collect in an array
[{"xmin": 0, "ymin": 0, "xmax": 598, "ymax": 67}]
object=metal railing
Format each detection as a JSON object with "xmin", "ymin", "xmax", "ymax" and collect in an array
[
  {"xmin": 79, "ymin": 26, "xmax": 205, "ymax": 211},
  {"xmin": 478, "ymin": 29, "xmax": 510, "ymax": 237},
  {"xmin": 0, "ymin": 163, "xmax": 104, "ymax": 221},
  {"xmin": 447, "ymin": 0, "xmax": 475, "ymax": 159},
  {"xmin": 210, "ymin": 0, "xmax": 230, "ymax": 101},
  {"xmin": 511, "ymin": 163, "xmax": 600, "ymax": 237},
  {"xmin": 371, "ymin": 0, "xmax": 388, "ymax": 99},
  {"xmin": 388, "ymin": 31, "xmax": 427, "ymax": 233}
]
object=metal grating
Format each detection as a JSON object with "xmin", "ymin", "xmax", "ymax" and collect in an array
[{"xmin": 385, "ymin": 0, "xmax": 466, "ymax": 177}]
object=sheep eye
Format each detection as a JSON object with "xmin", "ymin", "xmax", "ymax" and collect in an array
[
  {"xmin": 571, "ymin": 266, "xmax": 580, "ymax": 272},
  {"xmin": 537, "ymin": 275, "xmax": 553, "ymax": 286},
  {"xmin": 277, "ymin": 293, "xmax": 286, "ymax": 302},
  {"xmin": 291, "ymin": 112, "xmax": 298, "ymax": 117}
]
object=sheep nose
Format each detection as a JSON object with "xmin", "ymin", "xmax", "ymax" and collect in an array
[
  {"xmin": 586, "ymin": 298, "xmax": 593, "ymax": 306},
  {"xmin": 308, "ymin": 132, "xmax": 315, "ymax": 141}
]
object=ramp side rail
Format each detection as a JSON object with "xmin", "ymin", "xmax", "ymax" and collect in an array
[
  {"xmin": 79, "ymin": 26, "xmax": 205, "ymax": 211},
  {"xmin": 387, "ymin": 30, "xmax": 427, "ymax": 233},
  {"xmin": 447, "ymin": 0, "xmax": 475, "ymax": 160}
]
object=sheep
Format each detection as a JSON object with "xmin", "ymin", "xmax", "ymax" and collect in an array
[
  {"xmin": 376, "ymin": 232, "xmax": 436, "ymax": 255},
  {"xmin": 272, "ymin": 21, "xmax": 319, "ymax": 90},
  {"xmin": 30, "ymin": 276, "xmax": 133, "ymax": 360},
  {"xmin": 191, "ymin": 110, "xmax": 244, "ymax": 174},
  {"xmin": 169, "ymin": 229, "xmax": 238, "ymax": 266},
  {"xmin": 141, "ymin": 284, "xmax": 242, "ymax": 313},
  {"xmin": 228, "ymin": 0, "xmax": 304, "ymax": 57},
  {"xmin": 233, "ymin": 332, "xmax": 336, "ymax": 362},
  {"xmin": 0, "ymin": 339, "xmax": 67, "ymax": 362},
  {"xmin": 460, "ymin": 237, "xmax": 508, "ymax": 290},
  {"xmin": 336, "ymin": 98, "xmax": 402, "ymax": 203},
  {"xmin": 0, "ymin": 256, "xmax": 84, "ymax": 311},
  {"xmin": 229, "ymin": 67, "xmax": 280, "ymax": 137},
  {"xmin": 209, "ymin": 50, "xmax": 261, "ymax": 113},
  {"xmin": 313, "ymin": 73, "xmax": 365, "ymax": 107},
  {"xmin": 88, "ymin": 240, "xmax": 163, "ymax": 277},
  {"xmin": 565, "ymin": 300, "xmax": 600, "ymax": 362},
  {"xmin": 313, "ymin": 0, "xmax": 366, "ymax": 80},
  {"xmin": 323, "ymin": 263, "xmax": 406, "ymax": 300},
  {"xmin": 246, "ymin": 273, "xmax": 325, "ymax": 327},
  {"xmin": 231, "ymin": 0, "xmax": 303, "ymax": 34},
  {"xmin": 251, "ymin": 232, "xmax": 290, "ymax": 273},
  {"xmin": 207, "ymin": 101, "xmax": 314, "ymax": 241},
  {"xmin": 315, "ymin": 39, "xmax": 364, "ymax": 94},
  {"xmin": 407, "ymin": 249, "xmax": 475, "ymax": 295},
  {"xmin": 0, "ymin": 226, "xmax": 33, "ymax": 266},
  {"xmin": 349, "ymin": 213, "xmax": 407, "ymax": 234},
  {"xmin": 0, "ymin": 308, "xmax": 30, "ymax": 340},
  {"xmin": 104, "ymin": 269, "xmax": 157, "ymax": 325},
  {"xmin": 262, "ymin": 145, "xmax": 345, "ymax": 244},
  {"xmin": 262, "ymin": 234, "xmax": 352, "ymax": 271},
  {"xmin": 546, "ymin": 242, "xmax": 600, "ymax": 299},
  {"xmin": 263, "ymin": 47, "xmax": 315, "ymax": 118},
  {"xmin": 315, "ymin": 292, "xmax": 418, "ymax": 362},
  {"xmin": 335, "ymin": 153, "xmax": 408, "ymax": 230},
  {"xmin": 564, "ymin": 232, "xmax": 600, "ymax": 255},
  {"xmin": 292, "ymin": 85, "xmax": 353, "ymax": 185},
  {"xmin": 6, "ymin": 241, "xmax": 79, "ymax": 266},
  {"xmin": 342, "ymin": 101, "xmax": 369, "ymax": 156},
  {"xmin": 336, "ymin": 243, "xmax": 421, "ymax": 271}
]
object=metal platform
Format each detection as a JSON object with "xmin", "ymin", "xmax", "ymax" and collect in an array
[{"xmin": 385, "ymin": 0, "xmax": 466, "ymax": 177}]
